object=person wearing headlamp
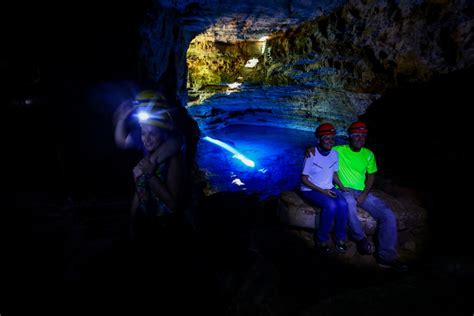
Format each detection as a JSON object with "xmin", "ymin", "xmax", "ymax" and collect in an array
[
  {"xmin": 113, "ymin": 90, "xmax": 185, "ymax": 237},
  {"xmin": 113, "ymin": 90, "xmax": 183, "ymax": 161}
]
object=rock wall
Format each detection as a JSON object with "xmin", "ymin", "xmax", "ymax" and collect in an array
[{"xmin": 140, "ymin": 0, "xmax": 473, "ymax": 132}]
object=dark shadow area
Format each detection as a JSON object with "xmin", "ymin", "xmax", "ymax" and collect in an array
[
  {"xmin": 356, "ymin": 67, "xmax": 473, "ymax": 313},
  {"xmin": 361, "ymin": 66, "xmax": 472, "ymax": 255}
]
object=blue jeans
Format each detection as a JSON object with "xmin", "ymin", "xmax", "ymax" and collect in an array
[
  {"xmin": 341, "ymin": 189, "xmax": 397, "ymax": 261},
  {"xmin": 300, "ymin": 189, "xmax": 348, "ymax": 243}
]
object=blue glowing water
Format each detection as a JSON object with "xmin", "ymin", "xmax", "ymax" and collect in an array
[{"xmin": 197, "ymin": 124, "xmax": 345, "ymax": 199}]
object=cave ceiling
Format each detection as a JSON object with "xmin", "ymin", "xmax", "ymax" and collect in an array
[{"xmin": 141, "ymin": 0, "xmax": 474, "ymax": 132}]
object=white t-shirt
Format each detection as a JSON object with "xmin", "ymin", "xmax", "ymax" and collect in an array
[{"xmin": 300, "ymin": 148, "xmax": 338, "ymax": 191}]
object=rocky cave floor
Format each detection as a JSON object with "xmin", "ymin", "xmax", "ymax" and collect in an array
[{"xmin": 24, "ymin": 176, "xmax": 474, "ymax": 316}]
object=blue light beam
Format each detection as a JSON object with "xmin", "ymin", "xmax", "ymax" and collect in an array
[{"xmin": 203, "ymin": 136, "xmax": 255, "ymax": 168}]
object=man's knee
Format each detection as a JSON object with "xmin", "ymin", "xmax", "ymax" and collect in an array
[
  {"xmin": 336, "ymin": 197, "xmax": 348, "ymax": 210},
  {"xmin": 382, "ymin": 210, "xmax": 397, "ymax": 226},
  {"xmin": 341, "ymin": 191, "xmax": 356, "ymax": 207}
]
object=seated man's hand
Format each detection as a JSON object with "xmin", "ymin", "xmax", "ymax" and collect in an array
[
  {"xmin": 305, "ymin": 146, "xmax": 316, "ymax": 158},
  {"xmin": 325, "ymin": 189, "xmax": 337, "ymax": 198},
  {"xmin": 356, "ymin": 192, "xmax": 368, "ymax": 205},
  {"xmin": 338, "ymin": 186, "xmax": 349, "ymax": 192}
]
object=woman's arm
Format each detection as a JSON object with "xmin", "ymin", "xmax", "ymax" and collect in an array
[
  {"xmin": 147, "ymin": 153, "xmax": 183, "ymax": 211},
  {"xmin": 113, "ymin": 99, "xmax": 137, "ymax": 149},
  {"xmin": 149, "ymin": 133, "xmax": 183, "ymax": 164}
]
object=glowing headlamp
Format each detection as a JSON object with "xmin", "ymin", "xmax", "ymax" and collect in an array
[
  {"xmin": 137, "ymin": 111, "xmax": 150, "ymax": 122},
  {"xmin": 135, "ymin": 109, "xmax": 175, "ymax": 130}
]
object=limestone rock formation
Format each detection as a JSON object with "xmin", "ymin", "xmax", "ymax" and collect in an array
[
  {"xmin": 277, "ymin": 189, "xmax": 427, "ymax": 236},
  {"xmin": 139, "ymin": 0, "xmax": 473, "ymax": 133}
]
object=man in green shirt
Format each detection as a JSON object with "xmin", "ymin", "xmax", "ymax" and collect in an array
[{"xmin": 334, "ymin": 122, "xmax": 407, "ymax": 272}]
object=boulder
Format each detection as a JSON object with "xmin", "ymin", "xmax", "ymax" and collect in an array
[{"xmin": 278, "ymin": 190, "xmax": 427, "ymax": 235}]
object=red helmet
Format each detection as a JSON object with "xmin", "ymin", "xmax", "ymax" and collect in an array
[
  {"xmin": 348, "ymin": 121, "xmax": 368, "ymax": 134},
  {"xmin": 316, "ymin": 123, "xmax": 336, "ymax": 136}
]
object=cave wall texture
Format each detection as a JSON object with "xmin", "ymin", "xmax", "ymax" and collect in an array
[{"xmin": 139, "ymin": 0, "xmax": 473, "ymax": 132}]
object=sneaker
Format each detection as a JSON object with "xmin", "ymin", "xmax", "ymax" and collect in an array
[
  {"xmin": 316, "ymin": 242, "xmax": 332, "ymax": 255},
  {"xmin": 377, "ymin": 259, "xmax": 408, "ymax": 272},
  {"xmin": 356, "ymin": 237, "xmax": 374, "ymax": 255},
  {"xmin": 335, "ymin": 241, "xmax": 347, "ymax": 254}
]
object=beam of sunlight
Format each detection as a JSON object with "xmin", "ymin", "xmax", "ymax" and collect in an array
[
  {"xmin": 258, "ymin": 36, "xmax": 269, "ymax": 54},
  {"xmin": 203, "ymin": 136, "xmax": 255, "ymax": 167}
]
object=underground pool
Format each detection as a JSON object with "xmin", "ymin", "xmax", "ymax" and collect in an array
[{"xmin": 196, "ymin": 124, "xmax": 346, "ymax": 199}]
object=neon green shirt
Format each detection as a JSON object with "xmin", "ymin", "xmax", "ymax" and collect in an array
[{"xmin": 333, "ymin": 144, "xmax": 377, "ymax": 190}]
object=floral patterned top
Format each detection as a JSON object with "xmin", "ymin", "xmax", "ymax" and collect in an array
[{"xmin": 135, "ymin": 157, "xmax": 172, "ymax": 217}]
